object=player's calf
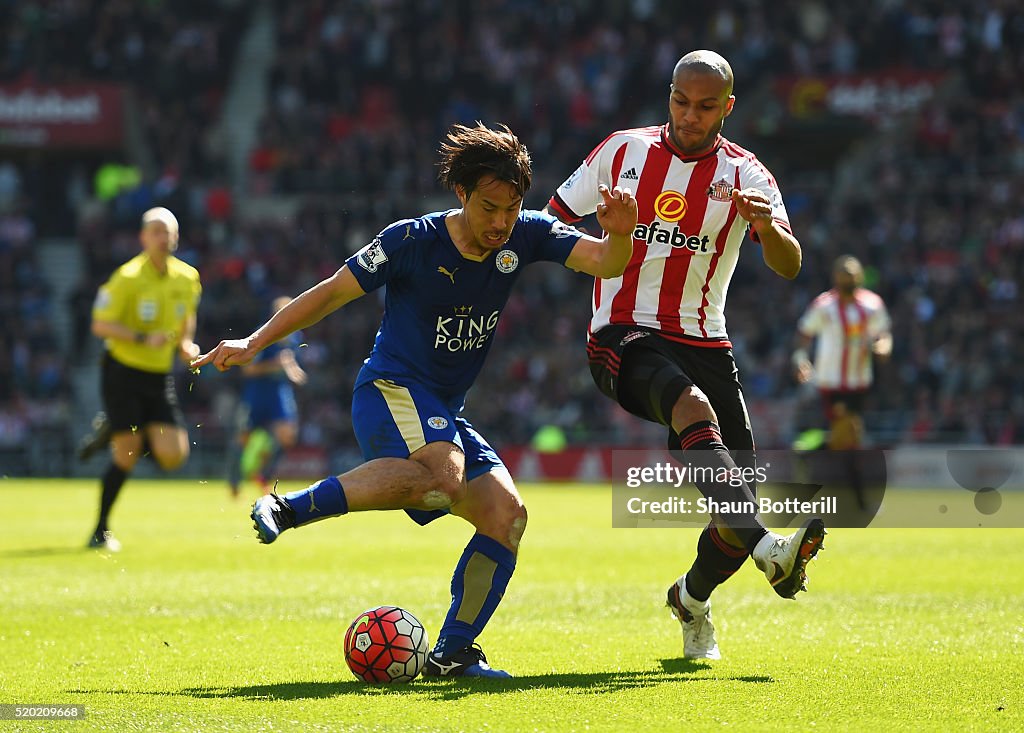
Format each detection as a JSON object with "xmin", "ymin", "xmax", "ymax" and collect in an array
[{"xmin": 427, "ymin": 472, "xmax": 522, "ymax": 677}]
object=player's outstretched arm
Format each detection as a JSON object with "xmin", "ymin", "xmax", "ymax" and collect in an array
[
  {"xmin": 731, "ymin": 188, "xmax": 801, "ymax": 279},
  {"xmin": 564, "ymin": 185, "xmax": 637, "ymax": 279},
  {"xmin": 192, "ymin": 266, "xmax": 365, "ymax": 372}
]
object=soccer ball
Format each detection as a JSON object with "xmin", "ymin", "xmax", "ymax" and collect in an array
[{"xmin": 343, "ymin": 606, "xmax": 429, "ymax": 683}]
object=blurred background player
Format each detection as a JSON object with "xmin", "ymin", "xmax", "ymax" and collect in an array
[
  {"xmin": 547, "ymin": 50, "xmax": 824, "ymax": 661},
  {"xmin": 194, "ymin": 123, "xmax": 637, "ymax": 678},
  {"xmin": 81, "ymin": 207, "xmax": 201, "ymax": 551},
  {"xmin": 792, "ymin": 255, "xmax": 892, "ymax": 507},
  {"xmin": 228, "ymin": 296, "xmax": 307, "ymax": 497}
]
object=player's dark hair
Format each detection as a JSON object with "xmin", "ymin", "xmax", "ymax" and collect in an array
[{"xmin": 438, "ymin": 122, "xmax": 532, "ymax": 198}]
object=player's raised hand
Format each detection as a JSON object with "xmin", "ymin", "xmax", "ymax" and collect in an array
[
  {"xmin": 793, "ymin": 357, "xmax": 814, "ymax": 384},
  {"xmin": 595, "ymin": 184, "xmax": 637, "ymax": 237},
  {"xmin": 731, "ymin": 188, "xmax": 773, "ymax": 227},
  {"xmin": 191, "ymin": 338, "xmax": 258, "ymax": 372},
  {"xmin": 283, "ymin": 357, "xmax": 308, "ymax": 386},
  {"xmin": 286, "ymin": 363, "xmax": 308, "ymax": 386}
]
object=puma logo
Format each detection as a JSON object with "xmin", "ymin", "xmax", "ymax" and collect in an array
[{"xmin": 437, "ymin": 266, "xmax": 458, "ymax": 284}]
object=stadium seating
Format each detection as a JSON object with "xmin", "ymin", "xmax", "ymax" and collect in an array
[{"xmin": 1, "ymin": 1, "xmax": 1021, "ymax": 477}]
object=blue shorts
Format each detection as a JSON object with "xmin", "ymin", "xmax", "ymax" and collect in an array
[
  {"xmin": 241, "ymin": 383, "xmax": 298, "ymax": 430},
  {"xmin": 351, "ymin": 378, "xmax": 506, "ymax": 525}
]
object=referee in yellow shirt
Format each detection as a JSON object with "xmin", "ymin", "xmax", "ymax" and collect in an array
[{"xmin": 84, "ymin": 207, "xmax": 201, "ymax": 551}]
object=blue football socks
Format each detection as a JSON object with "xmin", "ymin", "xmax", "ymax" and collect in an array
[
  {"xmin": 284, "ymin": 475, "xmax": 348, "ymax": 526},
  {"xmin": 434, "ymin": 534, "xmax": 516, "ymax": 658}
]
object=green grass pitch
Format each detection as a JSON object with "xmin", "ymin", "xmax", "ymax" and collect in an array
[{"xmin": 2, "ymin": 479, "xmax": 1022, "ymax": 732}]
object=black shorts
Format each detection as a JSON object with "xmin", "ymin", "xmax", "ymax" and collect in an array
[
  {"xmin": 820, "ymin": 389, "xmax": 866, "ymax": 421},
  {"xmin": 101, "ymin": 352, "xmax": 185, "ymax": 432},
  {"xmin": 587, "ymin": 325, "xmax": 754, "ymax": 451}
]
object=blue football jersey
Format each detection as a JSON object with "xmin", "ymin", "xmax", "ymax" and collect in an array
[{"xmin": 344, "ymin": 209, "xmax": 582, "ymax": 409}]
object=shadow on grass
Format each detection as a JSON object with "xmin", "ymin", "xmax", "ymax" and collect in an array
[
  {"xmin": 77, "ymin": 659, "xmax": 772, "ymax": 701},
  {"xmin": 0, "ymin": 546, "xmax": 90, "ymax": 559},
  {"xmin": 658, "ymin": 657, "xmax": 771, "ymax": 682}
]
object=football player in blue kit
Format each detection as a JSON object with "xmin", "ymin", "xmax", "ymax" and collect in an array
[
  {"xmin": 227, "ymin": 296, "xmax": 307, "ymax": 497},
  {"xmin": 193, "ymin": 123, "xmax": 637, "ymax": 678}
]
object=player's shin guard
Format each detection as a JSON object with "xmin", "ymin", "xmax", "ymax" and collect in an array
[
  {"xmin": 684, "ymin": 523, "xmax": 749, "ymax": 602},
  {"xmin": 284, "ymin": 475, "xmax": 348, "ymax": 526},
  {"xmin": 434, "ymin": 534, "xmax": 515, "ymax": 658},
  {"xmin": 676, "ymin": 421, "xmax": 767, "ymax": 554}
]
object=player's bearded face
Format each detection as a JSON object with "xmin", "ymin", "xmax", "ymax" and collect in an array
[
  {"xmin": 668, "ymin": 72, "xmax": 734, "ymax": 155},
  {"xmin": 459, "ymin": 177, "xmax": 523, "ymax": 250}
]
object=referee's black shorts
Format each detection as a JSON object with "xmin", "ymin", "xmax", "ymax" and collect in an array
[
  {"xmin": 586, "ymin": 325, "xmax": 755, "ymax": 452},
  {"xmin": 101, "ymin": 352, "xmax": 186, "ymax": 432}
]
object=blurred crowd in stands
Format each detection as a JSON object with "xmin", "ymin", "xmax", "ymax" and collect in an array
[
  {"xmin": 0, "ymin": 189, "xmax": 69, "ymax": 452},
  {"xmin": 1, "ymin": 0, "xmax": 1022, "ymax": 465}
]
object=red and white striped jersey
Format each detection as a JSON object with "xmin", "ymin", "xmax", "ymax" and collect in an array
[
  {"xmin": 548, "ymin": 124, "xmax": 791, "ymax": 344},
  {"xmin": 797, "ymin": 288, "xmax": 891, "ymax": 390}
]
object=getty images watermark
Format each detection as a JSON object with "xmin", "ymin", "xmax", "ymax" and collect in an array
[
  {"xmin": 624, "ymin": 462, "xmax": 836, "ymax": 516},
  {"xmin": 611, "ymin": 448, "xmax": 1024, "ymax": 528}
]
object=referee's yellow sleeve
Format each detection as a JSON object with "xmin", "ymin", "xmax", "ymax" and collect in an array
[
  {"xmin": 191, "ymin": 275, "xmax": 202, "ymax": 314},
  {"xmin": 92, "ymin": 272, "xmax": 127, "ymax": 323}
]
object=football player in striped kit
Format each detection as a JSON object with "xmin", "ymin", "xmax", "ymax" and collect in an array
[
  {"xmin": 547, "ymin": 50, "xmax": 826, "ymax": 660},
  {"xmin": 793, "ymin": 255, "xmax": 892, "ymax": 507}
]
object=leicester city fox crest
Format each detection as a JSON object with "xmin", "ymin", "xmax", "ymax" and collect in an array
[{"xmin": 495, "ymin": 250, "xmax": 519, "ymax": 273}]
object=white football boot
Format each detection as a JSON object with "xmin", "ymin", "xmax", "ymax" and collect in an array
[
  {"xmin": 752, "ymin": 517, "xmax": 826, "ymax": 599},
  {"xmin": 666, "ymin": 575, "xmax": 721, "ymax": 660}
]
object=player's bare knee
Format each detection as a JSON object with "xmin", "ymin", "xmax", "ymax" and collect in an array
[
  {"xmin": 507, "ymin": 505, "xmax": 528, "ymax": 549},
  {"xmin": 470, "ymin": 495, "xmax": 526, "ymax": 551},
  {"xmin": 419, "ymin": 472, "xmax": 465, "ymax": 509},
  {"xmin": 275, "ymin": 423, "xmax": 298, "ymax": 448},
  {"xmin": 112, "ymin": 451, "xmax": 138, "ymax": 471},
  {"xmin": 112, "ymin": 436, "xmax": 142, "ymax": 470},
  {"xmin": 671, "ymin": 387, "xmax": 716, "ymax": 430},
  {"xmin": 156, "ymin": 448, "xmax": 188, "ymax": 472},
  {"xmin": 488, "ymin": 489, "xmax": 527, "ymax": 547},
  {"xmin": 420, "ymin": 487, "xmax": 454, "ymax": 509}
]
